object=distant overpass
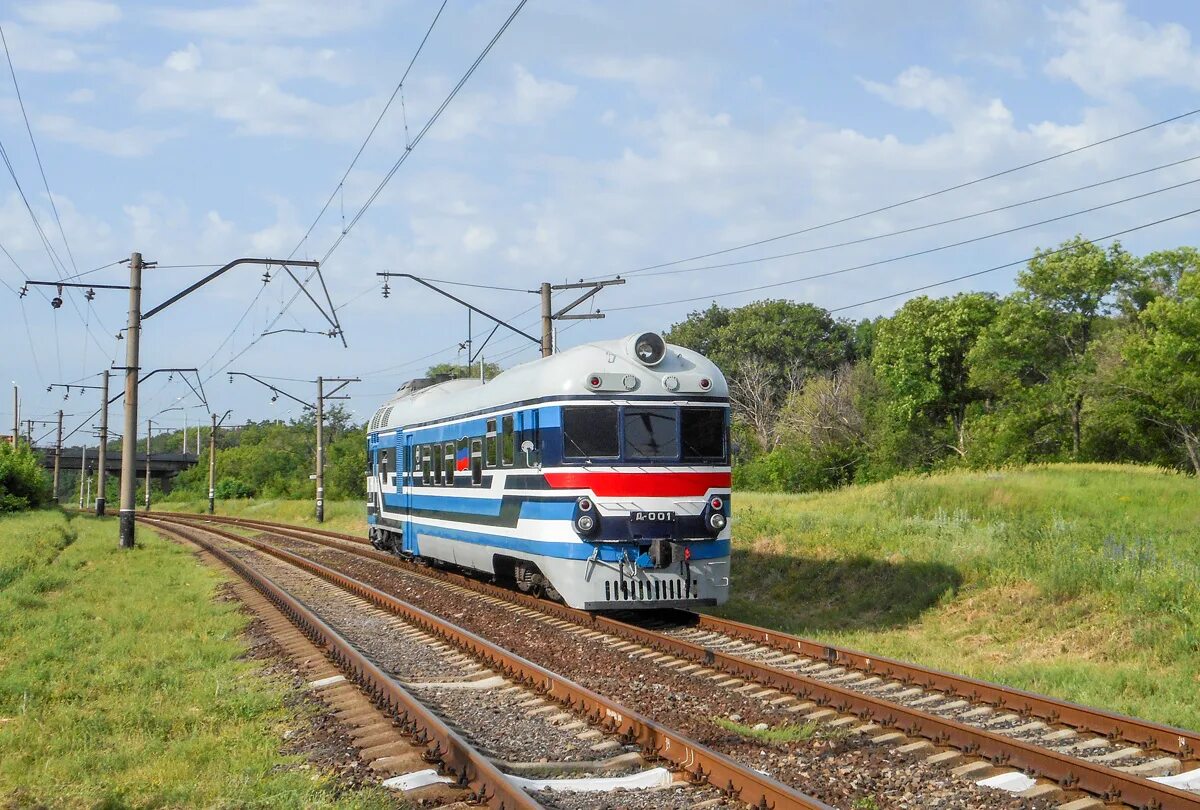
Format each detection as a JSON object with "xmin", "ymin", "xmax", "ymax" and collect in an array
[{"xmin": 36, "ymin": 448, "xmax": 199, "ymax": 481}]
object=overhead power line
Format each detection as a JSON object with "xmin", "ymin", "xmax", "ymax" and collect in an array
[
  {"xmin": 829, "ymin": 206, "xmax": 1200, "ymax": 312},
  {"xmin": 226, "ymin": 0, "xmax": 529, "ymax": 372},
  {"xmin": 287, "ymin": 0, "xmax": 449, "ymax": 261},
  {"xmin": 608, "ymin": 174, "xmax": 1200, "ymax": 311},
  {"xmin": 611, "ymin": 106, "xmax": 1200, "ymax": 278},
  {"xmin": 630, "ymin": 152, "xmax": 1200, "ymax": 279},
  {"xmin": 0, "ymin": 24, "xmax": 77, "ymax": 275}
]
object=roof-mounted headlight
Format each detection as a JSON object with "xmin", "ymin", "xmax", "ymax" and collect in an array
[{"xmin": 630, "ymin": 332, "xmax": 666, "ymax": 367}]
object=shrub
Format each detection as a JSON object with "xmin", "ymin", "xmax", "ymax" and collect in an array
[
  {"xmin": 0, "ymin": 443, "xmax": 51, "ymax": 512},
  {"xmin": 214, "ymin": 477, "xmax": 254, "ymax": 499}
]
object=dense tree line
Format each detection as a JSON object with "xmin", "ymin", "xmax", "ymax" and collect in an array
[{"xmin": 665, "ymin": 237, "xmax": 1200, "ymax": 491}]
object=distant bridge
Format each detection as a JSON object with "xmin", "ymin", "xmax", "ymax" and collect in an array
[{"xmin": 35, "ymin": 448, "xmax": 199, "ymax": 481}]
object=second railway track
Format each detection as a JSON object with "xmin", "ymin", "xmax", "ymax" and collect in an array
[{"xmin": 147, "ymin": 511, "xmax": 1200, "ymax": 809}]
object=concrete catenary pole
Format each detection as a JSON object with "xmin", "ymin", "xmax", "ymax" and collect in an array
[
  {"xmin": 144, "ymin": 418, "xmax": 151, "ymax": 512},
  {"xmin": 540, "ymin": 282, "xmax": 552, "ymax": 358},
  {"xmin": 207, "ymin": 413, "xmax": 216, "ymax": 515},
  {"xmin": 96, "ymin": 369, "xmax": 109, "ymax": 516},
  {"xmin": 11, "ymin": 384, "xmax": 17, "ymax": 446},
  {"xmin": 52, "ymin": 409, "xmax": 63, "ymax": 501},
  {"xmin": 118, "ymin": 252, "xmax": 143, "ymax": 548},
  {"xmin": 315, "ymin": 376, "xmax": 325, "ymax": 523},
  {"xmin": 78, "ymin": 444, "xmax": 87, "ymax": 508}
]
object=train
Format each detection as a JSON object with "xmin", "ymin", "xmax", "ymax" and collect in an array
[{"xmin": 365, "ymin": 331, "xmax": 731, "ymax": 611}]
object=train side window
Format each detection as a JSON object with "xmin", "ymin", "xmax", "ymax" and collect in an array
[
  {"xmin": 470, "ymin": 439, "xmax": 483, "ymax": 485},
  {"xmin": 485, "ymin": 419, "xmax": 498, "ymax": 468},
  {"xmin": 444, "ymin": 442, "xmax": 455, "ymax": 484},
  {"xmin": 432, "ymin": 445, "xmax": 442, "ymax": 485},
  {"xmin": 380, "ymin": 449, "xmax": 389, "ymax": 478},
  {"xmin": 501, "ymin": 414, "xmax": 515, "ymax": 466},
  {"xmin": 562, "ymin": 406, "xmax": 619, "ymax": 459}
]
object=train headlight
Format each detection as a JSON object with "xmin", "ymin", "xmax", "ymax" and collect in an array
[
  {"xmin": 708, "ymin": 512, "xmax": 727, "ymax": 531},
  {"xmin": 573, "ymin": 497, "xmax": 599, "ymax": 536},
  {"xmin": 630, "ymin": 332, "xmax": 666, "ymax": 367}
]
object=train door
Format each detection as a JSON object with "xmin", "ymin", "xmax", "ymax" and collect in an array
[{"xmin": 403, "ymin": 434, "xmax": 416, "ymax": 554}]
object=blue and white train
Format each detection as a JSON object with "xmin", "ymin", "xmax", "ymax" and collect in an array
[{"xmin": 365, "ymin": 332, "xmax": 731, "ymax": 611}]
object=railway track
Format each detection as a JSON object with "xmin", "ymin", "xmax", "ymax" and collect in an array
[
  {"xmin": 146, "ymin": 510, "xmax": 1200, "ymax": 809},
  {"xmin": 144, "ymin": 515, "xmax": 831, "ymax": 810}
]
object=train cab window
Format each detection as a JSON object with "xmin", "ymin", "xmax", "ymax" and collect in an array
[
  {"xmin": 380, "ymin": 449, "xmax": 389, "ymax": 478},
  {"xmin": 485, "ymin": 419, "xmax": 498, "ymax": 467},
  {"xmin": 470, "ymin": 439, "xmax": 483, "ymax": 485},
  {"xmin": 623, "ymin": 407, "xmax": 679, "ymax": 459},
  {"xmin": 681, "ymin": 407, "xmax": 727, "ymax": 461},
  {"xmin": 562, "ymin": 406, "xmax": 619, "ymax": 459},
  {"xmin": 501, "ymin": 414, "xmax": 515, "ymax": 466},
  {"xmin": 444, "ymin": 443, "xmax": 456, "ymax": 484}
]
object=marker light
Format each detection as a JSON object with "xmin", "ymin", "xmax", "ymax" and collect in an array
[
  {"xmin": 578, "ymin": 497, "xmax": 593, "ymax": 512},
  {"xmin": 709, "ymin": 512, "xmax": 727, "ymax": 531},
  {"xmin": 576, "ymin": 514, "xmax": 595, "ymax": 533},
  {"xmin": 663, "ymin": 375, "xmax": 680, "ymax": 392},
  {"xmin": 699, "ymin": 377, "xmax": 712, "ymax": 390},
  {"xmin": 586, "ymin": 375, "xmax": 602, "ymax": 390},
  {"xmin": 710, "ymin": 496, "xmax": 723, "ymax": 511}
]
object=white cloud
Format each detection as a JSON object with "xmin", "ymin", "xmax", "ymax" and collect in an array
[
  {"xmin": 0, "ymin": 23, "xmax": 81, "ymax": 72},
  {"xmin": 36, "ymin": 113, "xmax": 178, "ymax": 157},
  {"xmin": 17, "ymin": 0, "xmax": 120, "ymax": 33},
  {"xmin": 572, "ymin": 54, "xmax": 687, "ymax": 98},
  {"xmin": 65, "ymin": 88, "xmax": 94, "ymax": 103},
  {"xmin": 1046, "ymin": 0, "xmax": 1200, "ymax": 99},
  {"xmin": 511, "ymin": 66, "xmax": 576, "ymax": 124},
  {"xmin": 153, "ymin": 0, "xmax": 386, "ymax": 40},
  {"xmin": 462, "ymin": 225, "xmax": 497, "ymax": 253},
  {"xmin": 164, "ymin": 44, "xmax": 202, "ymax": 73}
]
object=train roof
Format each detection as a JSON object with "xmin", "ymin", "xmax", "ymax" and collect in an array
[{"xmin": 368, "ymin": 333, "xmax": 728, "ymax": 432}]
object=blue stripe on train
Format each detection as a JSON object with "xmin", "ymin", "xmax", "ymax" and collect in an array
[
  {"xmin": 381, "ymin": 492, "xmax": 574, "ymax": 520},
  {"xmin": 405, "ymin": 519, "xmax": 730, "ymax": 563}
]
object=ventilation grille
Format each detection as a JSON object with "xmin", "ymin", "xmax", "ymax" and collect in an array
[{"xmin": 603, "ymin": 577, "xmax": 699, "ymax": 602}]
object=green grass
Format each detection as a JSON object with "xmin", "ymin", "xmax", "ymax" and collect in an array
[
  {"xmin": 718, "ymin": 464, "xmax": 1200, "ymax": 732},
  {"xmin": 154, "ymin": 497, "xmax": 368, "ymax": 536},
  {"xmin": 713, "ymin": 718, "xmax": 825, "ymax": 743},
  {"xmin": 0, "ymin": 509, "xmax": 398, "ymax": 809}
]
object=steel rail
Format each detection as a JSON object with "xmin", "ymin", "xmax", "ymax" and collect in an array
[
  {"xmin": 144, "ymin": 518, "xmax": 540, "ymax": 810},
  {"xmin": 151, "ymin": 512, "xmax": 1200, "ymax": 809},
  {"xmin": 144, "ymin": 514, "xmax": 833, "ymax": 810}
]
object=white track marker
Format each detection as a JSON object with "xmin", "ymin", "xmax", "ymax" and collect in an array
[
  {"xmin": 382, "ymin": 769, "xmax": 453, "ymax": 791},
  {"xmin": 508, "ymin": 767, "xmax": 673, "ymax": 793},
  {"xmin": 978, "ymin": 772, "xmax": 1037, "ymax": 792},
  {"xmin": 1151, "ymin": 767, "xmax": 1200, "ymax": 790},
  {"xmin": 307, "ymin": 675, "xmax": 346, "ymax": 689}
]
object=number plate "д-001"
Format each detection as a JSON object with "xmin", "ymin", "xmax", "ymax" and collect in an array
[{"xmin": 630, "ymin": 511, "xmax": 676, "ymax": 523}]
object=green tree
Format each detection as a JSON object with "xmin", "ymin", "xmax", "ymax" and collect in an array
[
  {"xmin": 872, "ymin": 293, "xmax": 998, "ymax": 459},
  {"xmin": 1122, "ymin": 267, "xmax": 1200, "ymax": 472},
  {"xmin": 969, "ymin": 237, "xmax": 1132, "ymax": 459},
  {"xmin": 426, "ymin": 361, "xmax": 502, "ymax": 380},
  {"xmin": 666, "ymin": 300, "xmax": 855, "ymax": 449}
]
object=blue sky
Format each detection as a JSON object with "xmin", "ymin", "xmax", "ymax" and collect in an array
[{"xmin": 4, "ymin": 0, "xmax": 1200, "ymax": 443}]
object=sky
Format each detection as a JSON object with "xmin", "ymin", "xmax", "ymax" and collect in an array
[{"xmin": 4, "ymin": 0, "xmax": 1200, "ymax": 446}]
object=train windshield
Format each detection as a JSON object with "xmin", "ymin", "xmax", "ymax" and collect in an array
[
  {"xmin": 623, "ymin": 407, "xmax": 678, "ymax": 459},
  {"xmin": 681, "ymin": 407, "xmax": 726, "ymax": 461},
  {"xmin": 562, "ymin": 406, "xmax": 619, "ymax": 458}
]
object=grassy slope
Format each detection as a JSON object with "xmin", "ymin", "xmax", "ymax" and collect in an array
[
  {"xmin": 0, "ymin": 510, "xmax": 396, "ymax": 809},
  {"xmin": 156, "ymin": 497, "xmax": 368, "ymax": 536},
  {"xmin": 720, "ymin": 464, "xmax": 1200, "ymax": 732},
  {"xmin": 160, "ymin": 463, "xmax": 1199, "ymax": 731}
]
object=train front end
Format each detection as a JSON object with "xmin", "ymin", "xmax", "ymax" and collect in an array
[{"xmin": 535, "ymin": 332, "xmax": 732, "ymax": 610}]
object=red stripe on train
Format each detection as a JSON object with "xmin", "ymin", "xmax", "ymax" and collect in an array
[{"xmin": 543, "ymin": 471, "xmax": 731, "ymax": 497}]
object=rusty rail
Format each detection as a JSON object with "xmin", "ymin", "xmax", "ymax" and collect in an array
[
  {"xmin": 145, "ymin": 514, "xmax": 833, "ymax": 810},
  {"xmin": 151, "ymin": 511, "xmax": 1200, "ymax": 809},
  {"xmin": 144, "ymin": 518, "xmax": 541, "ymax": 810}
]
